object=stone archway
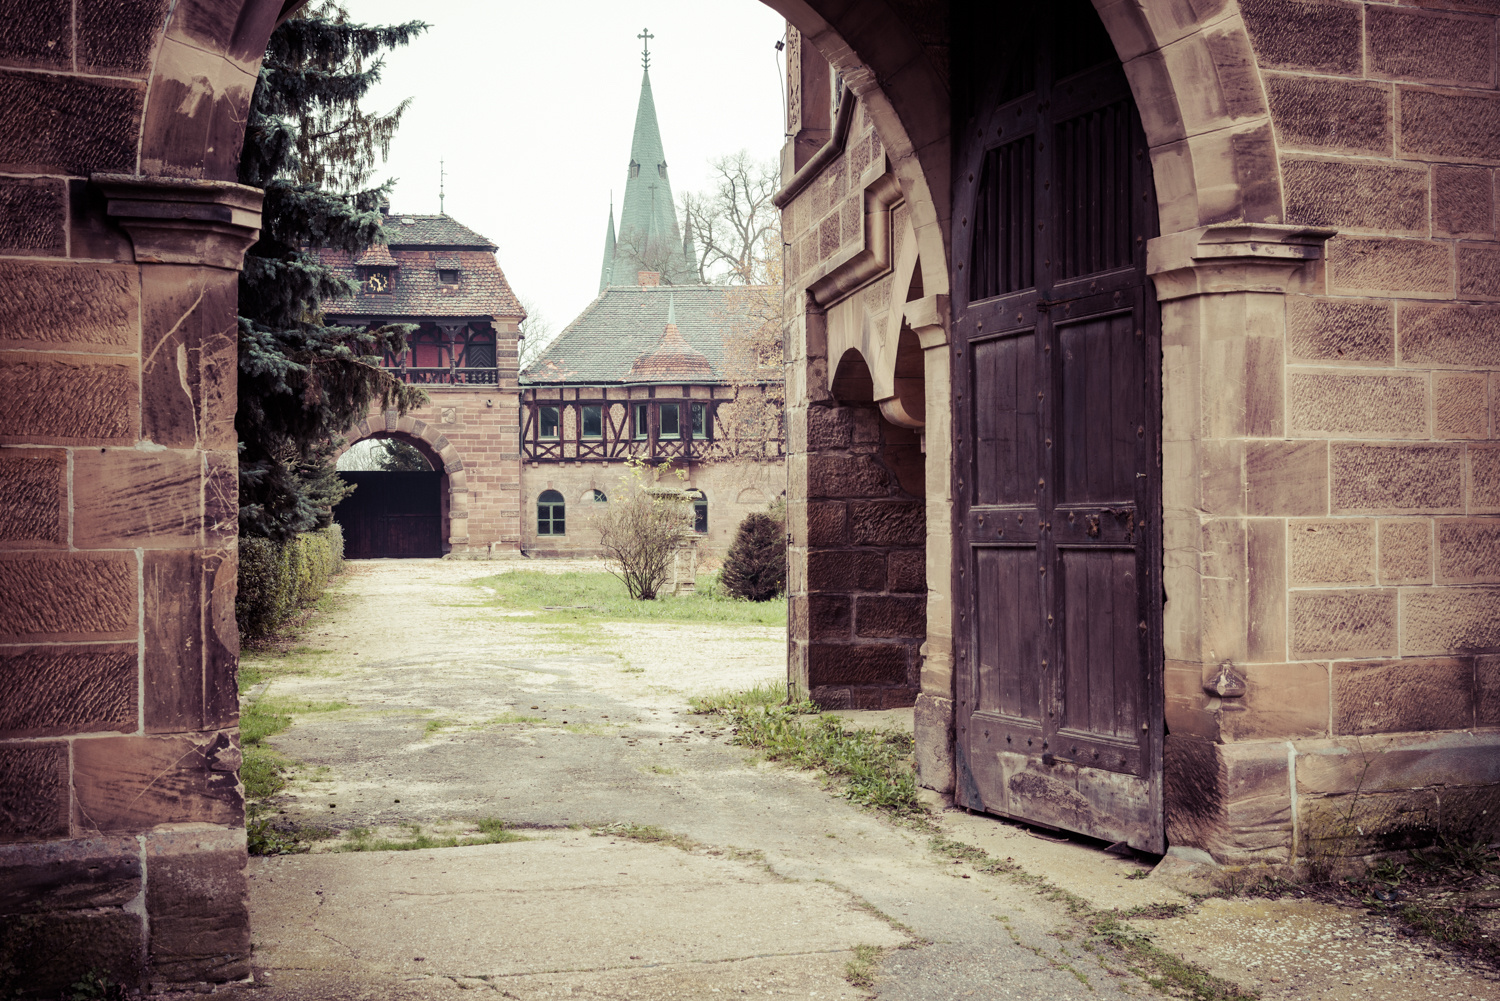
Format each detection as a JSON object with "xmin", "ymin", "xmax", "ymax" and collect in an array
[
  {"xmin": 0, "ymin": 0, "xmax": 1310, "ymax": 991},
  {"xmin": 337, "ymin": 415, "xmax": 470, "ymax": 555}
]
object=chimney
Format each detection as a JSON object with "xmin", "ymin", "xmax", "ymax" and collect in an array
[{"xmin": 637, "ymin": 271, "xmax": 661, "ymax": 287}]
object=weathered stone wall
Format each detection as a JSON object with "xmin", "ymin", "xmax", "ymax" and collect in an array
[
  {"xmin": 1148, "ymin": 0, "xmax": 1500, "ymax": 862},
  {"xmin": 781, "ymin": 1, "xmax": 1500, "ymax": 860},
  {"xmin": 778, "ymin": 25, "xmax": 952, "ymax": 716},
  {"xmin": 790, "ymin": 380, "xmax": 927, "ymax": 709},
  {"xmin": 0, "ymin": 2, "xmax": 284, "ymax": 991}
]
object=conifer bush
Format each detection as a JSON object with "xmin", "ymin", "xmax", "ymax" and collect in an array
[{"xmin": 721, "ymin": 512, "xmax": 786, "ymax": 601}]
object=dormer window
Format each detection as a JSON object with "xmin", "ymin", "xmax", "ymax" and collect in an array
[
  {"xmin": 438, "ymin": 269, "xmax": 460, "ymax": 285},
  {"xmin": 657, "ymin": 162, "xmax": 667, "ymax": 178},
  {"xmin": 630, "ymin": 160, "xmax": 641, "ymax": 179},
  {"xmin": 362, "ymin": 267, "xmax": 393, "ymax": 293}
]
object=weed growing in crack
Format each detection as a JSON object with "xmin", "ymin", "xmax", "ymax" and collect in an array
[
  {"xmin": 696, "ymin": 694, "xmax": 923, "ymax": 816},
  {"xmin": 843, "ymin": 944, "xmax": 883, "ymax": 990},
  {"xmin": 336, "ymin": 819, "xmax": 528, "ymax": 852},
  {"xmin": 845, "ymin": 893, "xmax": 929, "ymax": 946},
  {"xmin": 688, "ymin": 679, "xmax": 786, "ymax": 714},
  {"xmin": 591, "ymin": 822, "xmax": 699, "ymax": 851},
  {"xmin": 934, "ymin": 839, "xmax": 1257, "ymax": 1001}
]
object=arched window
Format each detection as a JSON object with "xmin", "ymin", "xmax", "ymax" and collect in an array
[
  {"xmin": 687, "ymin": 489, "xmax": 707, "ymax": 534},
  {"xmin": 592, "ymin": 489, "xmax": 608, "ymax": 502},
  {"xmin": 537, "ymin": 490, "xmax": 565, "ymax": 536}
]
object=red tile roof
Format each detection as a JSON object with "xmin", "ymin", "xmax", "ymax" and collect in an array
[
  {"xmin": 320, "ymin": 246, "xmax": 525, "ymax": 320},
  {"xmin": 630, "ymin": 323, "xmax": 713, "ymax": 381},
  {"xmin": 354, "ymin": 243, "xmax": 398, "ymax": 267}
]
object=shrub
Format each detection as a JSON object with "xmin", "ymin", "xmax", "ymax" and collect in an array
[
  {"xmin": 721, "ymin": 512, "xmax": 786, "ymax": 601},
  {"xmin": 593, "ymin": 459, "xmax": 694, "ymax": 600},
  {"xmin": 235, "ymin": 525, "xmax": 344, "ymax": 642}
]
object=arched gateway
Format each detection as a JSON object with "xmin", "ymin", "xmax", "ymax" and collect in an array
[{"xmin": 6, "ymin": 0, "xmax": 1500, "ymax": 991}]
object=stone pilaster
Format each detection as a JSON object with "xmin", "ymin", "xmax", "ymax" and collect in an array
[{"xmin": 0, "ymin": 174, "xmax": 260, "ymax": 992}]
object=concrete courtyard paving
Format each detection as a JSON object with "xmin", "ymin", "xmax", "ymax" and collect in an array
[{"xmin": 238, "ymin": 559, "xmax": 1498, "ymax": 1000}]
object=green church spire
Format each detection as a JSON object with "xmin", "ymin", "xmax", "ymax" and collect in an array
[
  {"xmin": 599, "ymin": 194, "xmax": 617, "ymax": 291},
  {"xmin": 599, "ymin": 31, "xmax": 698, "ymax": 291}
]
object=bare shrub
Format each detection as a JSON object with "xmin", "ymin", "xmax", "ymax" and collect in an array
[{"xmin": 593, "ymin": 459, "xmax": 694, "ymax": 600}]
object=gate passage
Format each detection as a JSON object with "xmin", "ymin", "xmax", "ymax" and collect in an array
[
  {"xmin": 951, "ymin": 0, "xmax": 1165, "ymax": 852},
  {"xmin": 334, "ymin": 471, "xmax": 443, "ymax": 559}
]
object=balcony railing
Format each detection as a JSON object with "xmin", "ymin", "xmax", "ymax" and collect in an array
[{"xmin": 390, "ymin": 365, "xmax": 498, "ymax": 385}]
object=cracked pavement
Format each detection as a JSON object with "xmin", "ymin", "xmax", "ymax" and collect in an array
[{"xmin": 237, "ymin": 559, "xmax": 1498, "ymax": 1000}]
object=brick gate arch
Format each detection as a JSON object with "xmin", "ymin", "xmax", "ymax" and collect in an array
[{"xmin": 337, "ymin": 414, "xmax": 470, "ymax": 553}]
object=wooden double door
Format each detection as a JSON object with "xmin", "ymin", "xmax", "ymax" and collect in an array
[
  {"xmin": 334, "ymin": 471, "xmax": 443, "ymax": 559},
  {"xmin": 951, "ymin": 2, "xmax": 1164, "ymax": 851}
]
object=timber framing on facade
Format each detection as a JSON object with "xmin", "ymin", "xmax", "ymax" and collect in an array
[{"xmin": 5, "ymin": 0, "xmax": 1500, "ymax": 992}]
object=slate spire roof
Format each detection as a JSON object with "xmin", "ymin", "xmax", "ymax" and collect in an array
[
  {"xmin": 598, "ymin": 64, "xmax": 698, "ymax": 291},
  {"xmin": 600, "ymin": 195, "xmax": 617, "ymax": 291}
]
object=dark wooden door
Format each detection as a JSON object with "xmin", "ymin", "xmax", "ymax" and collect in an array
[
  {"xmin": 334, "ymin": 471, "xmax": 443, "ymax": 559},
  {"xmin": 951, "ymin": 2, "xmax": 1164, "ymax": 852}
]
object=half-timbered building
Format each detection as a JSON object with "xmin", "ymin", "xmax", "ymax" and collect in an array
[{"xmin": 519, "ymin": 280, "xmax": 785, "ymax": 556}]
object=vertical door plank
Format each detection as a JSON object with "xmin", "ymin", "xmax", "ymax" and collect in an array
[
  {"xmin": 1062, "ymin": 551, "xmax": 1089, "ymax": 731},
  {"xmin": 1112, "ymin": 550, "xmax": 1140, "ymax": 738},
  {"xmin": 1110, "ymin": 313, "xmax": 1138, "ymax": 500},
  {"xmin": 1083, "ymin": 321, "xmax": 1113, "ymax": 502},
  {"xmin": 1086, "ymin": 550, "xmax": 1117, "ymax": 735}
]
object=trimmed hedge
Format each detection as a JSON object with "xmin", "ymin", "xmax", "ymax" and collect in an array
[{"xmin": 236, "ymin": 523, "xmax": 344, "ymax": 641}]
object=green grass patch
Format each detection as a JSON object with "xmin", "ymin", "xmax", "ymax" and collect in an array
[
  {"xmin": 470, "ymin": 570, "xmax": 786, "ymax": 626},
  {"xmin": 843, "ymin": 944, "xmax": 883, "ymax": 990},
  {"xmin": 688, "ymin": 679, "xmax": 787, "ymax": 714},
  {"xmin": 591, "ymin": 821, "xmax": 699, "ymax": 851},
  {"xmin": 238, "ymin": 644, "xmax": 335, "ymax": 690},
  {"xmin": 724, "ymin": 703, "xmax": 922, "ymax": 815},
  {"xmin": 424, "ymin": 717, "xmax": 457, "ymax": 737},
  {"xmin": 336, "ymin": 819, "xmax": 528, "ymax": 852}
]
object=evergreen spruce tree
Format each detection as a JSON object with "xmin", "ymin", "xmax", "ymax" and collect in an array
[
  {"xmin": 237, "ymin": 2, "xmax": 428, "ymax": 541},
  {"xmin": 720, "ymin": 512, "xmax": 787, "ymax": 602}
]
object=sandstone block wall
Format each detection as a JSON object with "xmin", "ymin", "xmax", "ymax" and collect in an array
[
  {"xmin": 789, "ymin": 396, "xmax": 927, "ymax": 708},
  {"xmin": 0, "ymin": 223, "xmax": 254, "ymax": 995},
  {"xmin": 1150, "ymin": 0, "xmax": 1500, "ymax": 860},
  {"xmin": 0, "ymin": 1, "xmax": 281, "ymax": 989},
  {"xmin": 346, "ymin": 382, "xmax": 522, "ymax": 554}
]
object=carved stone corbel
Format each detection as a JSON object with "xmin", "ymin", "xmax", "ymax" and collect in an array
[
  {"xmin": 92, "ymin": 173, "xmax": 263, "ymax": 271},
  {"xmin": 877, "ymin": 294, "xmax": 950, "ymax": 429},
  {"xmin": 1147, "ymin": 223, "xmax": 1336, "ymax": 301}
]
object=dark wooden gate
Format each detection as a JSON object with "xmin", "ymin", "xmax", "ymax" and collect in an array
[
  {"xmin": 951, "ymin": 1, "xmax": 1164, "ymax": 851},
  {"xmin": 334, "ymin": 471, "xmax": 443, "ymax": 559}
]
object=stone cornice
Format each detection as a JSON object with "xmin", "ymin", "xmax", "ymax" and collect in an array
[
  {"xmin": 1147, "ymin": 223, "xmax": 1336, "ymax": 301},
  {"xmin": 92, "ymin": 174, "xmax": 263, "ymax": 271}
]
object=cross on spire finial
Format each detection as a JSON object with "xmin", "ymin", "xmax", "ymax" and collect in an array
[{"xmin": 638, "ymin": 27, "xmax": 654, "ymax": 70}]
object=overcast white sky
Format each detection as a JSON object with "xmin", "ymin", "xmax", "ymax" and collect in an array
[{"xmin": 346, "ymin": 0, "xmax": 788, "ymax": 338}]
